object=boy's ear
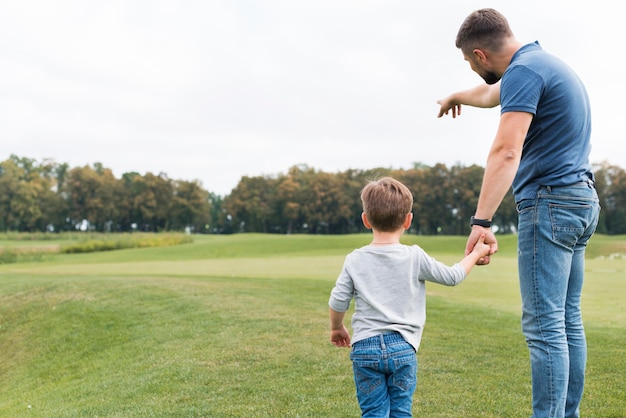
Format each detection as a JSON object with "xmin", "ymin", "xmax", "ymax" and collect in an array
[
  {"xmin": 403, "ymin": 213, "xmax": 413, "ymax": 229},
  {"xmin": 361, "ymin": 212, "xmax": 372, "ymax": 229}
]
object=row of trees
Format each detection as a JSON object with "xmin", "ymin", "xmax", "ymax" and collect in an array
[
  {"xmin": 224, "ymin": 163, "xmax": 512, "ymax": 235},
  {"xmin": 0, "ymin": 156, "xmax": 215, "ymax": 233},
  {"xmin": 1, "ymin": 155, "xmax": 625, "ymax": 235}
]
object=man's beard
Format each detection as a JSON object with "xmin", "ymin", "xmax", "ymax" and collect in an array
[{"xmin": 482, "ymin": 71, "xmax": 501, "ymax": 85}]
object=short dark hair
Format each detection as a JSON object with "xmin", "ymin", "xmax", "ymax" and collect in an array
[
  {"xmin": 455, "ymin": 8, "xmax": 513, "ymax": 55},
  {"xmin": 361, "ymin": 177, "xmax": 413, "ymax": 232}
]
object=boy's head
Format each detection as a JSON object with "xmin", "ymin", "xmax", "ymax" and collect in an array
[{"xmin": 360, "ymin": 177, "xmax": 413, "ymax": 232}]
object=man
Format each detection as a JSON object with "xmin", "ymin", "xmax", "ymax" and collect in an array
[{"xmin": 437, "ymin": 8, "xmax": 600, "ymax": 418}]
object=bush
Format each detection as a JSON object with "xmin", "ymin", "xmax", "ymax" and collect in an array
[{"xmin": 61, "ymin": 233, "xmax": 193, "ymax": 254}]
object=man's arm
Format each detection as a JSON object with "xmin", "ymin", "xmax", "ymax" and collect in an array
[
  {"xmin": 437, "ymin": 81, "xmax": 501, "ymax": 118},
  {"xmin": 475, "ymin": 111, "xmax": 531, "ymax": 218},
  {"xmin": 466, "ymin": 111, "xmax": 533, "ymax": 262}
]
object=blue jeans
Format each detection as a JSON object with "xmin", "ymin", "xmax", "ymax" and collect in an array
[
  {"xmin": 516, "ymin": 180, "xmax": 600, "ymax": 418},
  {"xmin": 350, "ymin": 332, "xmax": 417, "ymax": 417}
]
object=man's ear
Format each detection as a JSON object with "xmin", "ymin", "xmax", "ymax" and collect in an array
[
  {"xmin": 361, "ymin": 212, "xmax": 372, "ymax": 229},
  {"xmin": 473, "ymin": 48, "xmax": 487, "ymax": 64},
  {"xmin": 403, "ymin": 213, "xmax": 413, "ymax": 229}
]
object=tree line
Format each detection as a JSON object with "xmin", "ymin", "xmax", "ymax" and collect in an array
[{"xmin": 1, "ymin": 155, "xmax": 625, "ymax": 235}]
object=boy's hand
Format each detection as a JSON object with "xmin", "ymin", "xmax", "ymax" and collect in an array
[
  {"xmin": 330, "ymin": 325, "xmax": 351, "ymax": 347},
  {"xmin": 474, "ymin": 233, "xmax": 492, "ymax": 260}
]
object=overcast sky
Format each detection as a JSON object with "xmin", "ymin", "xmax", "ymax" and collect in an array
[{"xmin": 1, "ymin": 1, "xmax": 623, "ymax": 195}]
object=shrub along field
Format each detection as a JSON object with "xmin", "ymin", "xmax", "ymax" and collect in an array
[{"xmin": 0, "ymin": 233, "xmax": 624, "ymax": 417}]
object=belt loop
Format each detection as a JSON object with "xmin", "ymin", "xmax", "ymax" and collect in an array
[
  {"xmin": 380, "ymin": 334, "xmax": 386, "ymax": 351},
  {"xmin": 546, "ymin": 186, "xmax": 552, "ymax": 193}
]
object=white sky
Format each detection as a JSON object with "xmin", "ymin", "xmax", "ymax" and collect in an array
[{"xmin": 1, "ymin": 1, "xmax": 623, "ymax": 195}]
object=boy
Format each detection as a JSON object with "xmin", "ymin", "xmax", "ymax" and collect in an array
[{"xmin": 328, "ymin": 177, "xmax": 490, "ymax": 417}]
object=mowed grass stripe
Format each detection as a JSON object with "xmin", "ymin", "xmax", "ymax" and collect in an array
[
  {"xmin": 4, "ymin": 249, "xmax": 622, "ymax": 327},
  {"xmin": 0, "ymin": 255, "xmax": 346, "ymax": 282}
]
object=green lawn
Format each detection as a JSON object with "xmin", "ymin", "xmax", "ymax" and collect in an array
[{"xmin": 0, "ymin": 233, "xmax": 624, "ymax": 417}]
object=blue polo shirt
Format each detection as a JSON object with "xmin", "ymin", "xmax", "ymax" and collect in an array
[{"xmin": 500, "ymin": 41, "xmax": 593, "ymax": 202}]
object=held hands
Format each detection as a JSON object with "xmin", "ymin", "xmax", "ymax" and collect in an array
[
  {"xmin": 466, "ymin": 227, "xmax": 498, "ymax": 265},
  {"xmin": 330, "ymin": 325, "xmax": 351, "ymax": 348}
]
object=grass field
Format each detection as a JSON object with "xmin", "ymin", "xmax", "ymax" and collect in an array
[{"xmin": 0, "ymin": 233, "xmax": 624, "ymax": 417}]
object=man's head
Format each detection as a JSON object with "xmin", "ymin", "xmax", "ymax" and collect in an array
[
  {"xmin": 455, "ymin": 8, "xmax": 515, "ymax": 85},
  {"xmin": 360, "ymin": 177, "xmax": 413, "ymax": 232}
]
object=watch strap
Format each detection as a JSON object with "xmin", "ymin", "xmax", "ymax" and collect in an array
[{"xmin": 470, "ymin": 216, "xmax": 492, "ymax": 228}]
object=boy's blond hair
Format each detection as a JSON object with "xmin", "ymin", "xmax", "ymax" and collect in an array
[{"xmin": 360, "ymin": 177, "xmax": 413, "ymax": 232}]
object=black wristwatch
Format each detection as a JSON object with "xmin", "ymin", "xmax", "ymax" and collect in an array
[{"xmin": 470, "ymin": 216, "xmax": 492, "ymax": 228}]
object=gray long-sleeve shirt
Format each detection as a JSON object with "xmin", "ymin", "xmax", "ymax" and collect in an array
[{"xmin": 328, "ymin": 243, "xmax": 466, "ymax": 351}]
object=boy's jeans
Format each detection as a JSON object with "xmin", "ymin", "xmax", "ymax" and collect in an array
[
  {"xmin": 517, "ymin": 180, "xmax": 600, "ymax": 418},
  {"xmin": 350, "ymin": 332, "xmax": 417, "ymax": 417}
]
